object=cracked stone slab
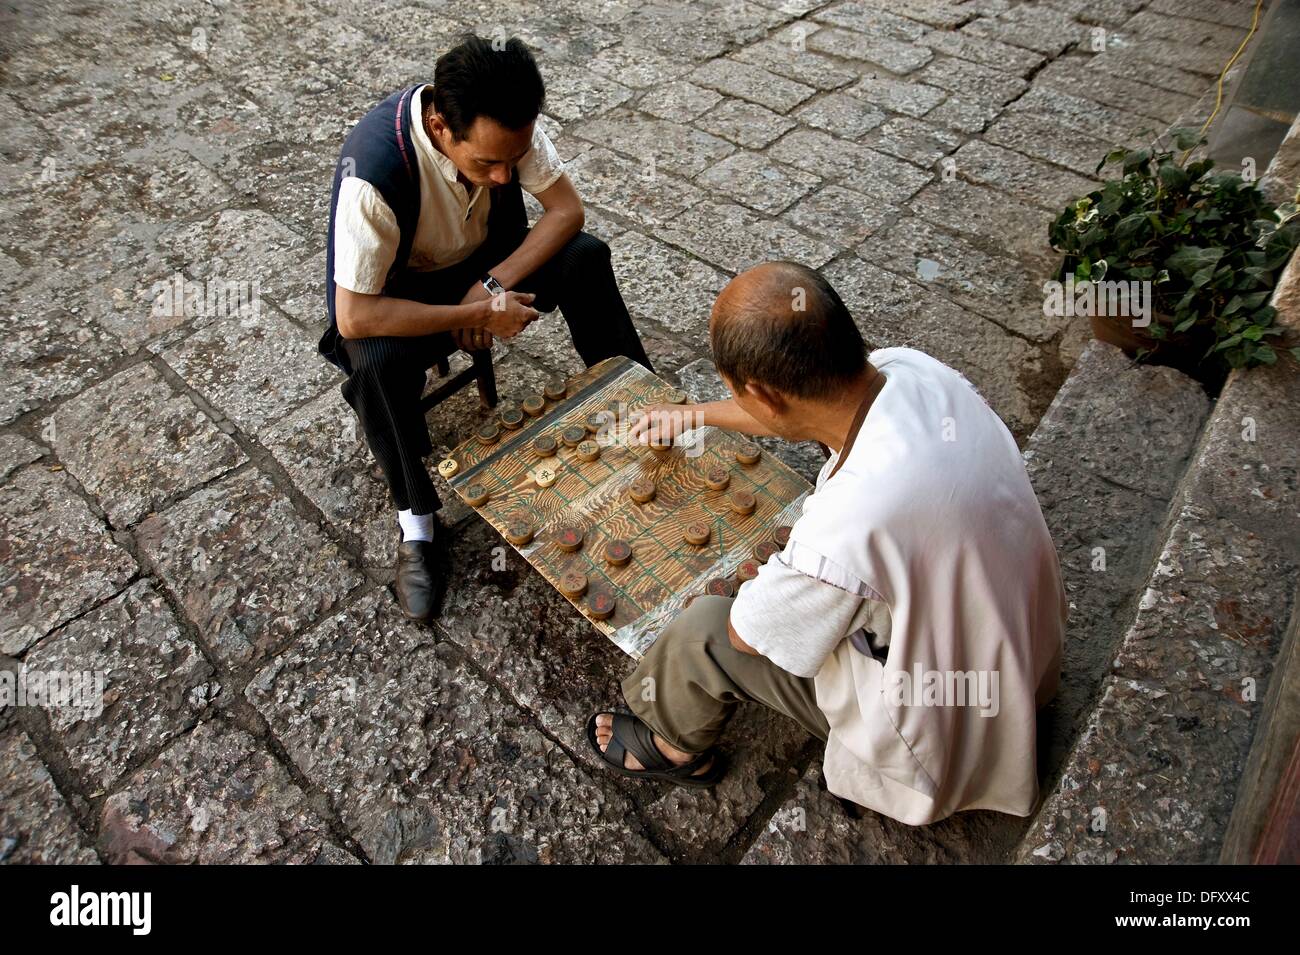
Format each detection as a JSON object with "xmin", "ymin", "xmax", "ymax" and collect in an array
[
  {"xmin": 248, "ymin": 588, "xmax": 666, "ymax": 864},
  {"xmin": 565, "ymin": 146, "xmax": 703, "ymax": 228},
  {"xmin": 0, "ymin": 465, "xmax": 137, "ymax": 656},
  {"xmin": 1007, "ymin": 86, "xmax": 1155, "ymax": 145},
  {"xmin": 98, "ymin": 720, "xmax": 346, "ymax": 864},
  {"xmin": 635, "ymin": 80, "xmax": 723, "ymax": 123},
  {"xmin": 22, "ymin": 580, "xmax": 217, "ymax": 793},
  {"xmin": 695, "ymin": 97, "xmax": 797, "ymax": 149},
  {"xmin": 135, "ymin": 468, "xmax": 365, "ymax": 668},
  {"xmin": 161, "ymin": 309, "xmax": 338, "ymax": 437},
  {"xmin": 845, "ymin": 73, "xmax": 947, "ymax": 118},
  {"xmin": 951, "ymin": 140, "xmax": 1097, "ymax": 211},
  {"xmin": 915, "ymin": 55, "xmax": 1029, "ymax": 106},
  {"xmin": 917, "ymin": 28, "xmax": 1046, "ymax": 75},
  {"xmin": 0, "ymin": 272, "xmax": 127, "ymax": 426},
  {"xmin": 857, "ymin": 216, "xmax": 1065, "ymax": 341},
  {"xmin": 586, "ymin": 43, "xmax": 694, "ymax": 89},
  {"xmin": 694, "ymin": 151, "xmax": 821, "ymax": 215},
  {"xmin": 0, "ymin": 729, "xmax": 99, "ymax": 864},
  {"xmin": 433, "ymin": 520, "xmax": 808, "ymax": 861},
  {"xmin": 812, "ymin": 2, "xmax": 930, "ymax": 41},
  {"xmin": 655, "ymin": 199, "xmax": 836, "ymax": 274},
  {"xmin": 0, "ymin": 435, "xmax": 45, "ymax": 484},
  {"xmin": 688, "ymin": 58, "xmax": 817, "ymax": 113},
  {"xmin": 569, "ymin": 110, "xmax": 735, "ymax": 179},
  {"xmin": 538, "ymin": 60, "xmax": 635, "ymax": 122},
  {"xmin": 50, "ymin": 362, "xmax": 245, "ymax": 528},
  {"xmin": 782, "ymin": 184, "xmax": 896, "ymax": 251},
  {"xmin": 861, "ymin": 117, "xmax": 960, "ymax": 169},
  {"xmin": 1123, "ymin": 9, "xmax": 1248, "ymax": 47},
  {"xmin": 982, "ymin": 111, "xmax": 1114, "ymax": 178},
  {"xmin": 609, "ymin": 232, "xmax": 727, "ymax": 340},
  {"xmin": 1035, "ymin": 57, "xmax": 1197, "ymax": 125},
  {"xmin": 806, "ymin": 26, "xmax": 934, "ymax": 75},
  {"xmin": 963, "ymin": 9, "xmax": 1085, "ymax": 56},
  {"xmin": 729, "ymin": 36, "xmax": 861, "ymax": 91},
  {"xmin": 792, "ymin": 92, "xmax": 887, "ymax": 141},
  {"xmin": 767, "ymin": 128, "xmax": 933, "ymax": 203}
]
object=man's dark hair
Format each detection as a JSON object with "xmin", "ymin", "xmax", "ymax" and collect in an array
[
  {"xmin": 433, "ymin": 35, "xmax": 545, "ymax": 140},
  {"xmin": 711, "ymin": 262, "xmax": 867, "ymax": 400}
]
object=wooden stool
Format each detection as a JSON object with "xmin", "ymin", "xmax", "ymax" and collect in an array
[{"xmin": 419, "ymin": 347, "xmax": 498, "ymax": 413}]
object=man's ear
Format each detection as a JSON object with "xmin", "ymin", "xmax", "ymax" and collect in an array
[{"xmin": 744, "ymin": 381, "xmax": 786, "ymax": 417}]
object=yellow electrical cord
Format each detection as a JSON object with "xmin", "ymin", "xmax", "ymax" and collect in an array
[{"xmin": 1196, "ymin": 0, "xmax": 1266, "ymax": 138}]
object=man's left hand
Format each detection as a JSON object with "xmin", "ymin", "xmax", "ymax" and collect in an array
[{"xmin": 451, "ymin": 326, "xmax": 493, "ymax": 352}]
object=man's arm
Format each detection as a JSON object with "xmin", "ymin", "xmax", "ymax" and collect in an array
[
  {"xmin": 459, "ymin": 173, "xmax": 585, "ymax": 306},
  {"xmin": 335, "ymin": 286, "xmax": 538, "ymax": 341},
  {"xmin": 629, "ymin": 398, "xmax": 778, "ymax": 445},
  {"xmin": 727, "ymin": 616, "xmax": 761, "ymax": 655}
]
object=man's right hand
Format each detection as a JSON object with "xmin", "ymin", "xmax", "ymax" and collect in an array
[
  {"xmin": 481, "ymin": 291, "xmax": 539, "ymax": 339},
  {"xmin": 629, "ymin": 403, "xmax": 700, "ymax": 445}
]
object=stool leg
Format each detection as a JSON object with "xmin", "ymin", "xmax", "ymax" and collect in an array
[
  {"xmin": 473, "ymin": 348, "xmax": 498, "ymax": 409},
  {"xmin": 435, "ymin": 356, "xmax": 450, "ymax": 377}
]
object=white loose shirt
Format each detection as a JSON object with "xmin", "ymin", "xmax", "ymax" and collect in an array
[
  {"xmin": 731, "ymin": 348, "xmax": 1066, "ymax": 824},
  {"xmin": 332, "ymin": 85, "xmax": 566, "ymax": 294}
]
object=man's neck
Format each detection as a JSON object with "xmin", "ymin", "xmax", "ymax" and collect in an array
[{"xmin": 801, "ymin": 363, "xmax": 882, "ymax": 453}]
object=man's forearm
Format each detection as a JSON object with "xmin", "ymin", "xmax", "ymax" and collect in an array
[
  {"xmin": 487, "ymin": 206, "xmax": 583, "ymax": 291},
  {"xmin": 338, "ymin": 291, "xmax": 487, "ymax": 339},
  {"xmin": 685, "ymin": 399, "xmax": 778, "ymax": 438}
]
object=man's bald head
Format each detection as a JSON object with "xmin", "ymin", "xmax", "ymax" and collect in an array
[{"xmin": 710, "ymin": 262, "xmax": 866, "ymax": 401}]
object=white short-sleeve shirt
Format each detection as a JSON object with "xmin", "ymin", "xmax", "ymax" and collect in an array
[{"xmin": 332, "ymin": 85, "xmax": 566, "ymax": 294}]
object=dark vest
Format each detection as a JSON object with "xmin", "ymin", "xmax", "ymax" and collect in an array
[{"xmin": 320, "ymin": 84, "xmax": 423, "ymax": 372}]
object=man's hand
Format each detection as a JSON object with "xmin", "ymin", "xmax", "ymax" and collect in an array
[
  {"xmin": 451, "ymin": 326, "xmax": 493, "ymax": 352},
  {"xmin": 481, "ymin": 291, "xmax": 539, "ymax": 340},
  {"xmin": 629, "ymin": 403, "xmax": 701, "ymax": 445}
]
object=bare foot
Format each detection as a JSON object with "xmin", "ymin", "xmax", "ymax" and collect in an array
[{"xmin": 594, "ymin": 713, "xmax": 714, "ymax": 775}]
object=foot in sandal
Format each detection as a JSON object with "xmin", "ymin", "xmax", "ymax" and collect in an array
[{"xmin": 587, "ymin": 711, "xmax": 725, "ymax": 787}]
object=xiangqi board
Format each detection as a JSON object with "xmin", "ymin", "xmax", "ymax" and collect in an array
[{"xmin": 438, "ymin": 356, "xmax": 812, "ymax": 658}]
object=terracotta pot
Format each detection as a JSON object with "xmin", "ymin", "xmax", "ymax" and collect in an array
[{"xmin": 1089, "ymin": 313, "xmax": 1218, "ymax": 382}]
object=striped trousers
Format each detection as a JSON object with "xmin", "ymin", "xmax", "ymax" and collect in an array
[{"xmin": 339, "ymin": 229, "xmax": 653, "ymax": 515}]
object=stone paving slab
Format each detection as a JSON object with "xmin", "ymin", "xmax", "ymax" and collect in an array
[
  {"xmin": 0, "ymin": 465, "xmax": 138, "ymax": 656},
  {"xmin": 655, "ymin": 198, "xmax": 837, "ymax": 274},
  {"xmin": 50, "ymin": 362, "xmax": 246, "ymax": 529},
  {"xmin": 0, "ymin": 728, "xmax": 99, "ymax": 864},
  {"xmin": 248, "ymin": 589, "xmax": 666, "ymax": 864},
  {"xmin": 135, "ymin": 468, "xmax": 366, "ymax": 669},
  {"xmin": 22, "ymin": 579, "xmax": 217, "ymax": 793},
  {"xmin": 98, "ymin": 719, "xmax": 352, "ymax": 864}
]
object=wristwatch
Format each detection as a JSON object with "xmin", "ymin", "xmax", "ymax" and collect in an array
[{"xmin": 481, "ymin": 273, "xmax": 506, "ymax": 297}]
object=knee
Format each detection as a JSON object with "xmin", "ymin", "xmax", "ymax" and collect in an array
[
  {"xmin": 344, "ymin": 337, "xmax": 403, "ymax": 380},
  {"xmin": 562, "ymin": 231, "xmax": 611, "ymax": 271}
]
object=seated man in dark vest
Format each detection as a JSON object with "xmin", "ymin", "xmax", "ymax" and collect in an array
[{"xmin": 320, "ymin": 35, "xmax": 653, "ymax": 622}]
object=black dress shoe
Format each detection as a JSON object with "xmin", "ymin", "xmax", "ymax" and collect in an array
[{"xmin": 395, "ymin": 537, "xmax": 441, "ymax": 621}]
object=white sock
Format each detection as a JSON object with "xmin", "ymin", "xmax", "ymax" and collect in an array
[{"xmin": 398, "ymin": 509, "xmax": 435, "ymax": 542}]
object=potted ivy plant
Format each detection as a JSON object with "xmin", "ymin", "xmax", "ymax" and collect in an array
[{"xmin": 1048, "ymin": 127, "xmax": 1299, "ymax": 379}]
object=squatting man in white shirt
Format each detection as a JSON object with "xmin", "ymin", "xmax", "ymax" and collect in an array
[{"xmin": 589, "ymin": 262, "xmax": 1067, "ymax": 824}]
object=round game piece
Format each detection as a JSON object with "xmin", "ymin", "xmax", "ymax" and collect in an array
[
  {"xmin": 735, "ymin": 442, "xmax": 761, "ymax": 465},
  {"xmin": 532, "ymin": 433, "xmax": 558, "ymax": 458},
  {"xmin": 704, "ymin": 466, "xmax": 730, "ymax": 491},
  {"xmin": 706, "ymin": 578, "xmax": 736, "ymax": 598},
  {"xmin": 522, "ymin": 395, "xmax": 546, "ymax": 417},
  {"xmin": 729, "ymin": 490, "xmax": 756, "ymax": 516},
  {"xmin": 559, "ymin": 571, "xmax": 588, "ymax": 599},
  {"xmin": 628, "ymin": 478, "xmax": 656, "ymax": 504},
  {"xmin": 649, "ymin": 437, "xmax": 673, "ymax": 455},
  {"xmin": 737, "ymin": 560, "xmax": 760, "ymax": 582},
  {"xmin": 586, "ymin": 590, "xmax": 616, "ymax": 621},
  {"xmin": 666, "ymin": 388, "xmax": 687, "ymax": 404},
  {"xmin": 555, "ymin": 526, "xmax": 584, "ymax": 553},
  {"xmin": 585, "ymin": 410, "xmax": 612, "ymax": 434},
  {"xmin": 684, "ymin": 522, "xmax": 711, "ymax": 546},
  {"xmin": 576, "ymin": 440, "xmax": 600, "ymax": 462},
  {"xmin": 533, "ymin": 466, "xmax": 557, "ymax": 488},
  {"xmin": 476, "ymin": 422, "xmax": 501, "ymax": 445},
  {"xmin": 604, "ymin": 539, "xmax": 633, "ymax": 567},
  {"xmin": 500, "ymin": 407, "xmax": 524, "ymax": 430},
  {"xmin": 464, "ymin": 483, "xmax": 490, "ymax": 507},
  {"xmin": 544, "ymin": 379, "xmax": 567, "ymax": 401},
  {"xmin": 561, "ymin": 425, "xmax": 587, "ymax": 448},
  {"xmin": 437, "ymin": 458, "xmax": 459, "ymax": 479},
  {"xmin": 774, "ymin": 525, "xmax": 792, "ymax": 548},
  {"xmin": 753, "ymin": 540, "xmax": 779, "ymax": 563},
  {"xmin": 505, "ymin": 519, "xmax": 534, "ymax": 546}
]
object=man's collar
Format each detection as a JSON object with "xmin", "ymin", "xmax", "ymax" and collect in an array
[
  {"xmin": 826, "ymin": 363, "xmax": 886, "ymax": 482},
  {"xmin": 410, "ymin": 84, "xmax": 464, "ymax": 187}
]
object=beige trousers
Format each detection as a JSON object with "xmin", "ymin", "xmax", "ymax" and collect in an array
[{"xmin": 621, "ymin": 596, "xmax": 830, "ymax": 754}]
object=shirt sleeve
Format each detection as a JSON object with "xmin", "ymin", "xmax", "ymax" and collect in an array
[
  {"xmin": 516, "ymin": 126, "xmax": 566, "ymax": 195},
  {"xmin": 333, "ymin": 177, "xmax": 400, "ymax": 295},
  {"xmin": 731, "ymin": 548, "xmax": 878, "ymax": 679}
]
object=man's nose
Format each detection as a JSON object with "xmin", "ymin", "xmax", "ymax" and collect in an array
[{"xmin": 490, "ymin": 166, "xmax": 511, "ymax": 185}]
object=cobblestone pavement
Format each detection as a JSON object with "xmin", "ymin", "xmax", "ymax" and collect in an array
[{"xmin": 0, "ymin": 0, "xmax": 1255, "ymax": 863}]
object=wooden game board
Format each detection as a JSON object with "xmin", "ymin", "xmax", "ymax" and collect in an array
[{"xmin": 438, "ymin": 356, "xmax": 812, "ymax": 658}]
